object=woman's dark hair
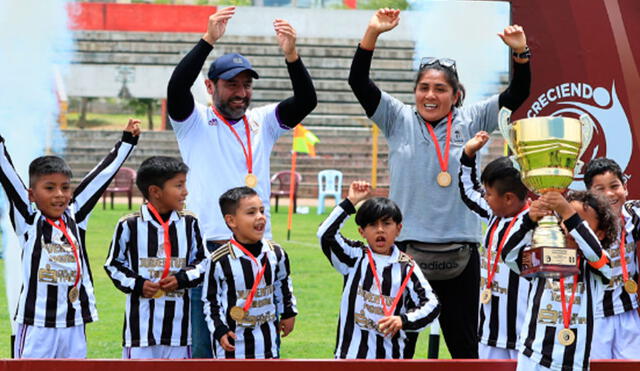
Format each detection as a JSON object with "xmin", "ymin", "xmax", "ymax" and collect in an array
[
  {"xmin": 480, "ymin": 157, "xmax": 528, "ymax": 200},
  {"xmin": 583, "ymin": 157, "xmax": 625, "ymax": 189},
  {"xmin": 414, "ymin": 63, "xmax": 466, "ymax": 108},
  {"xmin": 354, "ymin": 197, "xmax": 402, "ymax": 229},
  {"xmin": 565, "ymin": 190, "xmax": 618, "ymax": 249}
]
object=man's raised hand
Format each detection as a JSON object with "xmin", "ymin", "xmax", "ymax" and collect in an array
[{"xmin": 203, "ymin": 7, "xmax": 236, "ymax": 46}]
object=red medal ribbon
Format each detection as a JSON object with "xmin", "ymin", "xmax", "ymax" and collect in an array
[
  {"xmin": 365, "ymin": 248, "xmax": 415, "ymax": 317},
  {"xmin": 559, "ymin": 257, "xmax": 580, "ymax": 330},
  {"xmin": 146, "ymin": 203, "xmax": 172, "ymax": 279},
  {"xmin": 619, "ymin": 214, "xmax": 630, "ymax": 283},
  {"xmin": 423, "ymin": 111, "xmax": 453, "ymax": 173},
  {"xmin": 46, "ymin": 217, "xmax": 81, "ymax": 289},
  {"xmin": 213, "ymin": 107, "xmax": 253, "ymax": 175},
  {"xmin": 230, "ymin": 239, "xmax": 268, "ymax": 313},
  {"xmin": 485, "ymin": 204, "xmax": 529, "ymax": 290}
]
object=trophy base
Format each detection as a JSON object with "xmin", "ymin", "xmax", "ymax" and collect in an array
[{"xmin": 521, "ymin": 246, "xmax": 579, "ymax": 278}]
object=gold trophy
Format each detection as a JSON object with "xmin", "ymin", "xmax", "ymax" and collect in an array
[{"xmin": 498, "ymin": 108, "xmax": 594, "ymax": 278}]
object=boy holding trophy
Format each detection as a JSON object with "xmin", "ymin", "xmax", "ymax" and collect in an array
[{"xmin": 498, "ymin": 109, "xmax": 614, "ymax": 370}]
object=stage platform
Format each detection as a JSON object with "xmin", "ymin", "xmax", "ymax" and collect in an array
[{"xmin": 1, "ymin": 359, "xmax": 639, "ymax": 371}]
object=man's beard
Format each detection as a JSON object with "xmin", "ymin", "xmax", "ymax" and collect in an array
[{"xmin": 214, "ymin": 95, "xmax": 250, "ymax": 120}]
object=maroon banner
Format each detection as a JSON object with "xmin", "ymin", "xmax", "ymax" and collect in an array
[
  {"xmin": 1, "ymin": 359, "xmax": 639, "ymax": 371},
  {"xmin": 510, "ymin": 0, "xmax": 640, "ymax": 196}
]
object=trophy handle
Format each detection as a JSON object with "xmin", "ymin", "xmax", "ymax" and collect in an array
[
  {"xmin": 498, "ymin": 107, "xmax": 514, "ymax": 152},
  {"xmin": 578, "ymin": 114, "xmax": 594, "ymax": 160},
  {"xmin": 509, "ymin": 155, "xmax": 521, "ymax": 171}
]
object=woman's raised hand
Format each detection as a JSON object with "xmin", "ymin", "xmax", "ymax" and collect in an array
[
  {"xmin": 367, "ymin": 8, "xmax": 400, "ymax": 35},
  {"xmin": 498, "ymin": 24, "xmax": 527, "ymax": 52}
]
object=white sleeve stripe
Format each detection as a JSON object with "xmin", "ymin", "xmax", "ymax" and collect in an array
[{"xmin": 74, "ymin": 141, "xmax": 135, "ymax": 224}]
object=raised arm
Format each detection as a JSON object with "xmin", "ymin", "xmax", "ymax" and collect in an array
[
  {"xmin": 458, "ymin": 132, "xmax": 492, "ymax": 220},
  {"xmin": 348, "ymin": 9, "xmax": 399, "ymax": 117},
  {"xmin": 317, "ymin": 181, "xmax": 370, "ymax": 274},
  {"xmin": 167, "ymin": 7, "xmax": 235, "ymax": 121},
  {"xmin": 0, "ymin": 136, "xmax": 34, "ymax": 236},
  {"xmin": 317, "ymin": 199, "xmax": 366, "ymax": 275},
  {"xmin": 497, "ymin": 25, "xmax": 531, "ymax": 111},
  {"xmin": 72, "ymin": 119, "xmax": 139, "ymax": 225},
  {"xmin": 273, "ymin": 19, "xmax": 317, "ymax": 128}
]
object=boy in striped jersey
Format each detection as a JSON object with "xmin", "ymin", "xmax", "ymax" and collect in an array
[
  {"xmin": 583, "ymin": 158, "xmax": 640, "ymax": 359},
  {"xmin": 202, "ymin": 186, "xmax": 297, "ymax": 359},
  {"xmin": 104, "ymin": 156, "xmax": 207, "ymax": 359},
  {"xmin": 502, "ymin": 191, "xmax": 615, "ymax": 370},
  {"xmin": 458, "ymin": 131, "xmax": 531, "ymax": 359},
  {"xmin": 317, "ymin": 181, "xmax": 440, "ymax": 359},
  {"xmin": 1, "ymin": 119, "xmax": 140, "ymax": 358}
]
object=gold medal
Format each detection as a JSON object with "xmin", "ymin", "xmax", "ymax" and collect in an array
[
  {"xmin": 230, "ymin": 306, "xmax": 246, "ymax": 321},
  {"xmin": 480, "ymin": 288, "xmax": 492, "ymax": 304},
  {"xmin": 624, "ymin": 279, "xmax": 638, "ymax": 294},
  {"xmin": 558, "ymin": 328, "xmax": 575, "ymax": 346},
  {"xmin": 437, "ymin": 171, "xmax": 452, "ymax": 187},
  {"xmin": 245, "ymin": 173, "xmax": 258, "ymax": 188},
  {"xmin": 68, "ymin": 286, "xmax": 79, "ymax": 303},
  {"xmin": 152, "ymin": 289, "xmax": 165, "ymax": 299}
]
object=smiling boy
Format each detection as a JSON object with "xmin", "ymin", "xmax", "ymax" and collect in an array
[
  {"xmin": 202, "ymin": 186, "xmax": 297, "ymax": 359},
  {"xmin": 583, "ymin": 158, "xmax": 640, "ymax": 359},
  {"xmin": 1, "ymin": 119, "xmax": 140, "ymax": 358}
]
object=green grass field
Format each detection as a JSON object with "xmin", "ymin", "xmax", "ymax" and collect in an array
[
  {"xmin": 66, "ymin": 113, "xmax": 163, "ymax": 130},
  {"xmin": 0, "ymin": 203, "xmax": 450, "ymax": 359}
]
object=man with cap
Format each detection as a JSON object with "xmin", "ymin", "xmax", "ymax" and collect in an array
[{"xmin": 166, "ymin": 6, "xmax": 317, "ymax": 358}]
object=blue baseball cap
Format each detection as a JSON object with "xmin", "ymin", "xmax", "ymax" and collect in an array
[{"xmin": 207, "ymin": 53, "xmax": 259, "ymax": 80}]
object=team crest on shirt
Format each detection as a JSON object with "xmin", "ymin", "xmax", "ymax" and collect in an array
[
  {"xmin": 249, "ymin": 117, "xmax": 261, "ymax": 132},
  {"xmin": 452, "ymin": 125, "xmax": 465, "ymax": 144},
  {"xmin": 208, "ymin": 117, "xmax": 218, "ymax": 126}
]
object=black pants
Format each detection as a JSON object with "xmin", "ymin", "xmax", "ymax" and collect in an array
[
  {"xmin": 429, "ymin": 247, "xmax": 480, "ymax": 359},
  {"xmin": 398, "ymin": 242, "xmax": 480, "ymax": 359}
]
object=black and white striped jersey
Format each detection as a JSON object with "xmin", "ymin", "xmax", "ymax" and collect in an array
[
  {"xmin": 595, "ymin": 201, "xmax": 640, "ymax": 318},
  {"xmin": 502, "ymin": 213, "xmax": 611, "ymax": 371},
  {"xmin": 458, "ymin": 152, "xmax": 530, "ymax": 350},
  {"xmin": 202, "ymin": 238, "xmax": 297, "ymax": 359},
  {"xmin": 104, "ymin": 204, "xmax": 207, "ymax": 347},
  {"xmin": 0, "ymin": 132, "xmax": 137, "ymax": 328},
  {"xmin": 317, "ymin": 199, "xmax": 440, "ymax": 359}
]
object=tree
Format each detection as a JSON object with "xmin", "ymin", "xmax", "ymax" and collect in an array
[
  {"xmin": 77, "ymin": 97, "xmax": 96, "ymax": 129},
  {"xmin": 127, "ymin": 98, "xmax": 157, "ymax": 130},
  {"xmin": 357, "ymin": 0, "xmax": 409, "ymax": 10}
]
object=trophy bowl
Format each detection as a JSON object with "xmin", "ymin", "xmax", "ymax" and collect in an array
[{"xmin": 499, "ymin": 108, "xmax": 593, "ymax": 278}]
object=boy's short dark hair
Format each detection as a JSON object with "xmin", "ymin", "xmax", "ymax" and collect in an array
[
  {"xmin": 136, "ymin": 156, "xmax": 189, "ymax": 199},
  {"xmin": 354, "ymin": 197, "xmax": 402, "ymax": 229},
  {"xmin": 583, "ymin": 158, "xmax": 625, "ymax": 189},
  {"xmin": 29, "ymin": 156, "xmax": 72, "ymax": 187},
  {"xmin": 565, "ymin": 190, "xmax": 618, "ymax": 249},
  {"xmin": 219, "ymin": 186, "xmax": 258, "ymax": 217},
  {"xmin": 480, "ymin": 157, "xmax": 528, "ymax": 200}
]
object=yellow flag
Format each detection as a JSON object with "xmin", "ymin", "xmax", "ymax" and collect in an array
[{"xmin": 292, "ymin": 124, "xmax": 319, "ymax": 157}]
